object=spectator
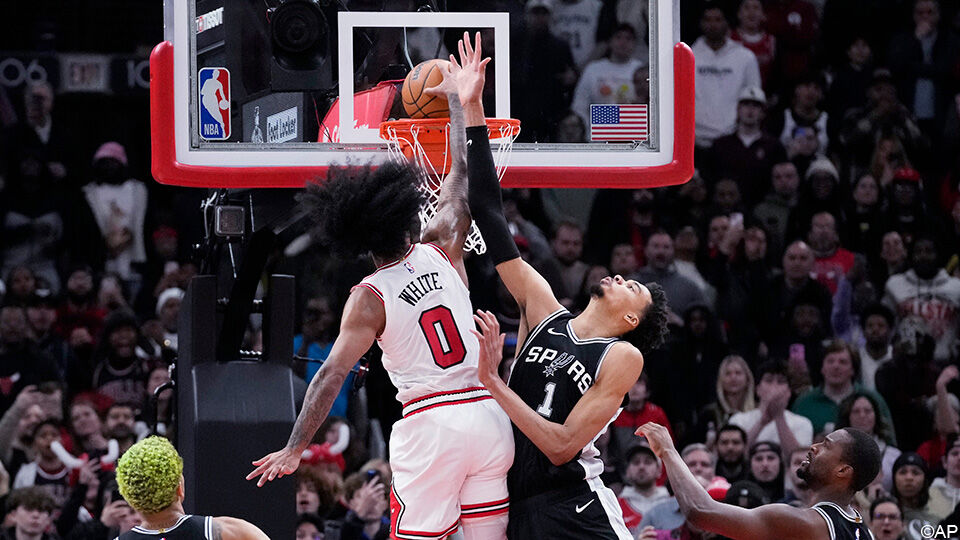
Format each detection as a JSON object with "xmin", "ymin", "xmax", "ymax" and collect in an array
[
  {"xmin": 754, "ymin": 240, "xmax": 833, "ymax": 345},
  {"xmin": 103, "ymin": 402, "xmax": 139, "ymax": 454},
  {"xmin": 707, "ymin": 87, "xmax": 787, "ymax": 207},
  {"xmin": 714, "ymin": 424, "xmax": 749, "ymax": 484},
  {"xmin": 80, "ymin": 142, "xmax": 148, "ymax": 285},
  {"xmin": 631, "ymin": 65, "xmax": 650, "ymax": 104},
  {"xmin": 673, "ymin": 230, "xmax": 714, "ymax": 306},
  {"xmin": 753, "ymin": 161, "xmax": 800, "ymax": 259},
  {"xmin": 827, "ymin": 36, "xmax": 874, "ymax": 136},
  {"xmin": 550, "ymin": 221, "xmax": 590, "ymax": 304},
  {"xmin": 698, "ymin": 356, "xmax": 757, "ymax": 445},
  {"xmin": 610, "ymin": 374, "xmax": 672, "ymax": 464},
  {"xmin": 154, "ymin": 287, "xmax": 182, "ymax": 353},
  {"xmin": 550, "ymin": 0, "xmax": 604, "ymax": 69},
  {"xmin": 785, "ymin": 125, "xmax": 823, "ymax": 178},
  {"xmin": 883, "ymin": 236, "xmax": 960, "ymax": 362},
  {"xmin": 0, "ymin": 306, "xmax": 61, "ymax": 412},
  {"xmin": 3, "ymin": 267, "xmax": 37, "ymax": 307},
  {"xmin": 69, "ymin": 397, "xmax": 108, "ymax": 456},
  {"xmin": 846, "ymin": 174, "xmax": 884, "ymax": 259},
  {"xmin": 512, "ymin": 0, "xmax": 577, "ymax": 143},
  {"xmin": 786, "ymin": 158, "xmax": 845, "ymax": 242},
  {"xmin": 666, "ymin": 305, "xmax": 729, "ymax": 437},
  {"xmin": 64, "ymin": 482, "xmax": 142, "ymax": 540},
  {"xmin": 792, "ymin": 340, "xmax": 895, "ymax": 437},
  {"xmin": 927, "ymin": 434, "xmax": 960, "ymax": 519},
  {"xmin": 0, "ymin": 149, "xmax": 69, "ymax": 295},
  {"xmin": 2, "ymin": 487, "xmax": 58, "ymax": 540},
  {"xmin": 295, "ymin": 514, "xmax": 323, "ymax": 540},
  {"xmin": 90, "ymin": 310, "xmax": 149, "ymax": 407},
  {"xmin": 887, "ymin": 0, "xmax": 960, "ymax": 135},
  {"xmin": 746, "ymin": 441, "xmax": 784, "ymax": 501},
  {"xmin": 633, "ymin": 231, "xmax": 709, "ymax": 320},
  {"xmin": 691, "ymin": 4, "xmax": 762, "ymax": 147},
  {"xmin": 639, "ymin": 443, "xmax": 726, "ymax": 536},
  {"xmin": 769, "ymin": 291, "xmax": 831, "ymax": 387},
  {"xmin": 839, "ymin": 69, "xmax": 928, "ymax": 172},
  {"xmin": 13, "ymin": 420, "xmax": 69, "ymax": 509},
  {"xmin": 570, "ymin": 24, "xmax": 646, "ymax": 132},
  {"xmin": 617, "ymin": 441, "xmax": 670, "ymax": 534},
  {"xmin": 730, "ymin": 0, "xmax": 775, "ymax": 88},
  {"xmin": 782, "ymin": 448, "xmax": 816, "ymax": 508},
  {"xmin": 885, "ymin": 168, "xmax": 934, "ymax": 248},
  {"xmin": 891, "ymin": 452, "xmax": 939, "ymax": 539},
  {"xmin": 1, "ymin": 81, "xmax": 70, "ymax": 181},
  {"xmin": 337, "ymin": 470, "xmax": 388, "ymax": 540},
  {"xmin": 0, "ymin": 388, "xmax": 49, "ymax": 480},
  {"xmin": 763, "ymin": 0, "xmax": 819, "ymax": 90},
  {"xmin": 857, "ymin": 303, "xmax": 896, "ymax": 390},
  {"xmin": 608, "ymin": 243, "xmax": 638, "ymax": 276},
  {"xmin": 770, "ymin": 75, "xmax": 830, "ymax": 154},
  {"xmin": 596, "ymin": 0, "xmax": 649, "ymax": 62},
  {"xmin": 729, "ymin": 360, "xmax": 813, "ymax": 458},
  {"xmin": 26, "ymin": 291, "xmax": 74, "ymax": 383},
  {"xmin": 869, "ymin": 496, "xmax": 906, "ymax": 540},
  {"xmin": 836, "ymin": 392, "xmax": 901, "ymax": 491},
  {"xmin": 873, "ymin": 231, "xmax": 909, "ymax": 292},
  {"xmin": 54, "ymin": 266, "xmax": 106, "ymax": 351},
  {"xmin": 807, "ymin": 211, "xmax": 856, "ymax": 296}
]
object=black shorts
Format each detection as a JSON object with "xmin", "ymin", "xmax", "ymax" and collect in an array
[{"xmin": 507, "ymin": 484, "xmax": 631, "ymax": 540}]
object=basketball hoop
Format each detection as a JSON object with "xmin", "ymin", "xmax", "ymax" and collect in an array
[{"xmin": 380, "ymin": 117, "xmax": 521, "ymax": 254}]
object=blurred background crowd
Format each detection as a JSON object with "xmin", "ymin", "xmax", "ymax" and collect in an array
[{"xmin": 2, "ymin": 0, "xmax": 960, "ymax": 539}]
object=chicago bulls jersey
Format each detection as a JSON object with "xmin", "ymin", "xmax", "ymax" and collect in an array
[{"xmin": 355, "ymin": 243, "xmax": 480, "ymax": 404}]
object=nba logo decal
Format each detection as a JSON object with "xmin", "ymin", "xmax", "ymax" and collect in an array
[
  {"xmin": 404, "ymin": 262, "xmax": 415, "ymax": 274},
  {"xmin": 198, "ymin": 67, "xmax": 231, "ymax": 140}
]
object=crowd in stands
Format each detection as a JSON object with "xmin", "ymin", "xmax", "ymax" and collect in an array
[{"xmin": 2, "ymin": 0, "xmax": 960, "ymax": 538}]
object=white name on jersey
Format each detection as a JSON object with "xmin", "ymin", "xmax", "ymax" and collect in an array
[
  {"xmin": 398, "ymin": 271, "xmax": 443, "ymax": 307},
  {"xmin": 523, "ymin": 346, "xmax": 593, "ymax": 394}
]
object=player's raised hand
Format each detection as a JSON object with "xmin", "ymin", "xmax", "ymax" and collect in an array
[
  {"xmin": 635, "ymin": 422, "xmax": 675, "ymax": 458},
  {"xmin": 422, "ymin": 58, "xmax": 461, "ymax": 98},
  {"xmin": 471, "ymin": 309, "xmax": 506, "ymax": 386},
  {"xmin": 246, "ymin": 446, "xmax": 301, "ymax": 487}
]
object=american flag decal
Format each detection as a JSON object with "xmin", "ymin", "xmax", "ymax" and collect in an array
[{"xmin": 590, "ymin": 104, "xmax": 648, "ymax": 141}]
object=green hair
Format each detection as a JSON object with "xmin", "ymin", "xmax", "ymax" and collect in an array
[{"xmin": 116, "ymin": 436, "xmax": 184, "ymax": 514}]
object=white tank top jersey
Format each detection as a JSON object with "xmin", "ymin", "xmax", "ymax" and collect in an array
[{"xmin": 355, "ymin": 243, "xmax": 481, "ymax": 404}]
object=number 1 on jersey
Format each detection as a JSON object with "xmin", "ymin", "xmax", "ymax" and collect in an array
[
  {"xmin": 537, "ymin": 382, "xmax": 557, "ymax": 417},
  {"xmin": 419, "ymin": 305, "xmax": 466, "ymax": 369}
]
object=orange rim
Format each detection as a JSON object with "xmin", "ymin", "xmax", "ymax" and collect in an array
[{"xmin": 379, "ymin": 118, "xmax": 520, "ymax": 142}]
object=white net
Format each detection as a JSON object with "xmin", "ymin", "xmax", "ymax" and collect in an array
[{"xmin": 382, "ymin": 119, "xmax": 520, "ymax": 254}]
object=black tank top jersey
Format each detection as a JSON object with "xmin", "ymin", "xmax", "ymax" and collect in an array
[
  {"xmin": 507, "ymin": 308, "xmax": 625, "ymax": 501},
  {"xmin": 118, "ymin": 515, "xmax": 212, "ymax": 540},
  {"xmin": 812, "ymin": 503, "xmax": 876, "ymax": 540}
]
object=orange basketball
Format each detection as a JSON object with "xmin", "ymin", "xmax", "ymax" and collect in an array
[{"xmin": 401, "ymin": 59, "xmax": 450, "ymax": 119}]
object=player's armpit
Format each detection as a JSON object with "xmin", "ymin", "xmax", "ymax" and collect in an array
[
  {"xmin": 547, "ymin": 343, "xmax": 643, "ymax": 464},
  {"xmin": 213, "ymin": 516, "xmax": 270, "ymax": 540},
  {"xmin": 687, "ymin": 503, "xmax": 830, "ymax": 540},
  {"xmin": 494, "ymin": 258, "xmax": 564, "ymax": 330}
]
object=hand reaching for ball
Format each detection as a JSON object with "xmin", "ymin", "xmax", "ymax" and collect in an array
[{"xmin": 424, "ymin": 31, "xmax": 490, "ymax": 105}]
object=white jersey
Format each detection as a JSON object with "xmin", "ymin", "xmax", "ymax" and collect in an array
[
  {"xmin": 356, "ymin": 243, "xmax": 481, "ymax": 404},
  {"xmin": 552, "ymin": 0, "xmax": 603, "ymax": 68}
]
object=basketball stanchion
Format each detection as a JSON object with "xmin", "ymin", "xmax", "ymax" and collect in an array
[{"xmin": 379, "ymin": 117, "xmax": 520, "ymax": 254}]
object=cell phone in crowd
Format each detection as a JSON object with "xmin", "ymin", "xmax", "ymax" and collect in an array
[{"xmin": 730, "ymin": 212, "xmax": 743, "ymax": 228}]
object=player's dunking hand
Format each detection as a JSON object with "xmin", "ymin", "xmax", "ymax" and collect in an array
[
  {"xmin": 635, "ymin": 422, "xmax": 676, "ymax": 459},
  {"xmin": 471, "ymin": 309, "xmax": 506, "ymax": 386},
  {"xmin": 246, "ymin": 447, "xmax": 301, "ymax": 487},
  {"xmin": 424, "ymin": 31, "xmax": 490, "ymax": 105}
]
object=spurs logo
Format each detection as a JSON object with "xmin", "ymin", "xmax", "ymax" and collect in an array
[{"xmin": 543, "ymin": 352, "xmax": 575, "ymax": 377}]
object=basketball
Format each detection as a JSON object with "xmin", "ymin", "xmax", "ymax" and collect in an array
[{"xmin": 401, "ymin": 59, "xmax": 450, "ymax": 119}]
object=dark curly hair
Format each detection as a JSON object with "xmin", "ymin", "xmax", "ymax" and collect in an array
[
  {"xmin": 300, "ymin": 162, "xmax": 425, "ymax": 260},
  {"xmin": 623, "ymin": 282, "xmax": 669, "ymax": 353}
]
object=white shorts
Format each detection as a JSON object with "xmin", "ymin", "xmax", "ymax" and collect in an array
[{"xmin": 389, "ymin": 387, "xmax": 514, "ymax": 539}]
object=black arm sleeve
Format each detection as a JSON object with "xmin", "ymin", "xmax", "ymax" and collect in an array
[{"xmin": 466, "ymin": 125, "xmax": 520, "ymax": 265}]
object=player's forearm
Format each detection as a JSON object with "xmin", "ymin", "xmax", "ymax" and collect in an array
[
  {"xmin": 285, "ymin": 363, "xmax": 348, "ymax": 452},
  {"xmin": 660, "ymin": 449, "xmax": 724, "ymax": 529},
  {"xmin": 467, "ymin": 125, "xmax": 519, "ymax": 265},
  {"xmin": 442, "ymin": 92, "xmax": 468, "ymax": 190},
  {"xmin": 482, "ymin": 375, "xmax": 574, "ymax": 465}
]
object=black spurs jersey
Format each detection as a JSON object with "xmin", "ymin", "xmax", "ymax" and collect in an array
[
  {"xmin": 118, "ymin": 515, "xmax": 212, "ymax": 540},
  {"xmin": 812, "ymin": 502, "xmax": 876, "ymax": 540},
  {"xmin": 507, "ymin": 308, "xmax": 625, "ymax": 501}
]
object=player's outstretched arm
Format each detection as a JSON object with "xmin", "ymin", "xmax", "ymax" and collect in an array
[
  {"xmin": 211, "ymin": 516, "xmax": 270, "ymax": 540},
  {"xmin": 421, "ymin": 59, "xmax": 471, "ymax": 277},
  {"xmin": 638, "ymin": 423, "xmax": 830, "ymax": 540},
  {"xmin": 473, "ymin": 310, "xmax": 642, "ymax": 465},
  {"xmin": 246, "ymin": 287, "xmax": 383, "ymax": 487},
  {"xmin": 458, "ymin": 32, "xmax": 563, "ymax": 326}
]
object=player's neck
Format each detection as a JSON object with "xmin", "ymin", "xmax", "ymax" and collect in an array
[
  {"xmin": 570, "ymin": 308, "xmax": 617, "ymax": 340},
  {"xmin": 811, "ymin": 486, "xmax": 854, "ymax": 509},
  {"xmin": 142, "ymin": 504, "xmax": 187, "ymax": 532},
  {"xmin": 371, "ymin": 243, "xmax": 412, "ymax": 267}
]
